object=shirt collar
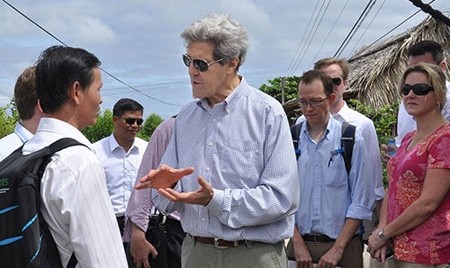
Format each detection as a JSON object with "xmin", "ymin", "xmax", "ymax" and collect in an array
[
  {"xmin": 35, "ymin": 117, "xmax": 94, "ymax": 149},
  {"xmin": 334, "ymin": 101, "xmax": 351, "ymax": 122},
  {"xmin": 108, "ymin": 134, "xmax": 138, "ymax": 154},
  {"xmin": 14, "ymin": 122, "xmax": 33, "ymax": 143}
]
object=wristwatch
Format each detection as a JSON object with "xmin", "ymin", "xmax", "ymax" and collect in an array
[{"xmin": 378, "ymin": 228, "xmax": 388, "ymax": 241}]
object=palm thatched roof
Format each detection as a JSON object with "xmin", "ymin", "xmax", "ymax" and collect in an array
[
  {"xmin": 283, "ymin": 15, "xmax": 450, "ymax": 120},
  {"xmin": 347, "ymin": 15, "xmax": 450, "ymax": 109}
]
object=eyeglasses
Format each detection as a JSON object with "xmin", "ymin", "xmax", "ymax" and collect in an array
[
  {"xmin": 299, "ymin": 97, "xmax": 328, "ymax": 107},
  {"xmin": 124, "ymin": 118, "xmax": 144, "ymax": 126},
  {"xmin": 401, "ymin": 83, "xmax": 433, "ymax": 96},
  {"xmin": 182, "ymin": 54, "xmax": 223, "ymax": 72},
  {"xmin": 331, "ymin": 77, "xmax": 342, "ymax": 86}
]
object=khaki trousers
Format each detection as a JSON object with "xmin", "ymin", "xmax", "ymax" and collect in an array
[{"xmin": 181, "ymin": 235, "xmax": 288, "ymax": 268}]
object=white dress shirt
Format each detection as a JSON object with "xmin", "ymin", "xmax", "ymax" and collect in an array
[
  {"xmin": 0, "ymin": 122, "xmax": 33, "ymax": 161},
  {"xmin": 93, "ymin": 134, "xmax": 147, "ymax": 217},
  {"xmin": 396, "ymin": 81, "xmax": 450, "ymax": 146},
  {"xmin": 22, "ymin": 117, "xmax": 127, "ymax": 268},
  {"xmin": 334, "ymin": 102, "xmax": 384, "ymax": 200}
]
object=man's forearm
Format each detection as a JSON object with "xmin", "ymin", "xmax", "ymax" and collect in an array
[{"xmin": 334, "ymin": 218, "xmax": 361, "ymax": 250}]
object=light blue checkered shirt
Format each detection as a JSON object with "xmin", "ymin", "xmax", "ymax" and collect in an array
[{"xmin": 152, "ymin": 77, "xmax": 299, "ymax": 243}]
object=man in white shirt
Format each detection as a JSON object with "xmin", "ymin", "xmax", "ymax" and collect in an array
[
  {"xmin": 0, "ymin": 67, "xmax": 43, "ymax": 161},
  {"xmin": 22, "ymin": 45, "xmax": 127, "ymax": 267},
  {"xmin": 396, "ymin": 40, "xmax": 450, "ymax": 146},
  {"xmin": 93, "ymin": 98, "xmax": 148, "ymax": 241}
]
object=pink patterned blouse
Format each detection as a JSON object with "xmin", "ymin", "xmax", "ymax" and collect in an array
[{"xmin": 386, "ymin": 123, "xmax": 450, "ymax": 265}]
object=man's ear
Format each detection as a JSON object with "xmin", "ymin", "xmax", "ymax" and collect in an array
[
  {"xmin": 68, "ymin": 81, "xmax": 82, "ymax": 104},
  {"xmin": 112, "ymin": 115, "xmax": 119, "ymax": 124},
  {"xmin": 328, "ymin": 92, "xmax": 337, "ymax": 103},
  {"xmin": 439, "ymin": 60, "xmax": 447, "ymax": 72},
  {"xmin": 36, "ymin": 99, "xmax": 44, "ymax": 113},
  {"xmin": 226, "ymin": 57, "xmax": 240, "ymax": 74},
  {"xmin": 342, "ymin": 78, "xmax": 349, "ymax": 89}
]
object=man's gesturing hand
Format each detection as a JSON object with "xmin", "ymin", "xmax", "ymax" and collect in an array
[
  {"xmin": 135, "ymin": 164, "xmax": 194, "ymax": 190},
  {"xmin": 158, "ymin": 176, "xmax": 214, "ymax": 206}
]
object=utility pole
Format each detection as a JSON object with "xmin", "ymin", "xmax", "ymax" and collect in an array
[{"xmin": 281, "ymin": 77, "xmax": 285, "ymax": 104}]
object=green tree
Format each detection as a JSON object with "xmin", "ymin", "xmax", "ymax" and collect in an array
[
  {"xmin": 81, "ymin": 109, "xmax": 114, "ymax": 143},
  {"xmin": 0, "ymin": 100, "xmax": 19, "ymax": 139},
  {"xmin": 81, "ymin": 110, "xmax": 164, "ymax": 143},
  {"xmin": 259, "ymin": 76, "xmax": 300, "ymax": 103},
  {"xmin": 347, "ymin": 99, "xmax": 399, "ymax": 145},
  {"xmin": 138, "ymin": 113, "xmax": 163, "ymax": 141}
]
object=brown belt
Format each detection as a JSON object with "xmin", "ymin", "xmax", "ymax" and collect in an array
[
  {"xmin": 302, "ymin": 234, "xmax": 336, "ymax": 243},
  {"xmin": 193, "ymin": 236, "xmax": 245, "ymax": 249}
]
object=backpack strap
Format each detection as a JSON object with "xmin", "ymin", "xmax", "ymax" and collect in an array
[
  {"xmin": 290, "ymin": 122, "xmax": 303, "ymax": 159},
  {"xmin": 340, "ymin": 122, "xmax": 356, "ymax": 175},
  {"xmin": 47, "ymin": 138, "xmax": 86, "ymax": 154}
]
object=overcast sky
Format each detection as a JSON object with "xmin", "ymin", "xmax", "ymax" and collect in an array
[{"xmin": 1, "ymin": 0, "xmax": 449, "ymax": 118}]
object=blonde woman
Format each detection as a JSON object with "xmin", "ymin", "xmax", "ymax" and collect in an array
[{"xmin": 368, "ymin": 63, "xmax": 450, "ymax": 267}]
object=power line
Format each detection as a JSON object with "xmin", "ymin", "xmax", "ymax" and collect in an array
[
  {"xmin": 286, "ymin": 0, "xmax": 333, "ymax": 77},
  {"xmin": 1, "ymin": 0, "xmax": 181, "ymax": 107},
  {"xmin": 334, "ymin": 0, "xmax": 377, "ymax": 57},
  {"xmin": 2, "ymin": 0, "xmax": 68, "ymax": 46},
  {"xmin": 310, "ymin": 0, "xmax": 350, "ymax": 65},
  {"xmin": 284, "ymin": 0, "xmax": 322, "ymax": 77},
  {"xmin": 348, "ymin": 0, "xmax": 387, "ymax": 57},
  {"xmin": 355, "ymin": 0, "xmax": 436, "ymax": 55},
  {"xmin": 102, "ymin": 80, "xmax": 187, "ymax": 92},
  {"xmin": 291, "ymin": 0, "xmax": 333, "ymax": 75}
]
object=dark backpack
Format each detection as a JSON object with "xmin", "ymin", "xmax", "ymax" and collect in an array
[
  {"xmin": 0, "ymin": 138, "xmax": 83, "ymax": 268},
  {"xmin": 291, "ymin": 121, "xmax": 356, "ymax": 174}
]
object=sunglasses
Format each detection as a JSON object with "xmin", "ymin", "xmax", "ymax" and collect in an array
[
  {"xmin": 331, "ymin": 77, "xmax": 342, "ymax": 86},
  {"xmin": 124, "ymin": 118, "xmax": 144, "ymax": 126},
  {"xmin": 401, "ymin": 83, "xmax": 433, "ymax": 96},
  {"xmin": 182, "ymin": 54, "xmax": 223, "ymax": 72},
  {"xmin": 299, "ymin": 97, "xmax": 329, "ymax": 107}
]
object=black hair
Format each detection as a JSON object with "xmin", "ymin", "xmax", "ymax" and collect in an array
[
  {"xmin": 112, "ymin": 98, "xmax": 144, "ymax": 117},
  {"xmin": 408, "ymin": 40, "xmax": 444, "ymax": 64},
  {"xmin": 35, "ymin": 45, "xmax": 101, "ymax": 113}
]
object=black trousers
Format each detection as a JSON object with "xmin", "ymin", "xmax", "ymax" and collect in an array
[{"xmin": 127, "ymin": 216, "xmax": 185, "ymax": 268}]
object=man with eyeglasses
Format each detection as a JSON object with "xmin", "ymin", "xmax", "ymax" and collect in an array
[
  {"xmin": 93, "ymin": 98, "xmax": 148, "ymax": 246},
  {"xmin": 291, "ymin": 70, "xmax": 375, "ymax": 268},
  {"xmin": 135, "ymin": 14, "xmax": 299, "ymax": 268},
  {"xmin": 297, "ymin": 57, "xmax": 384, "ymax": 255}
]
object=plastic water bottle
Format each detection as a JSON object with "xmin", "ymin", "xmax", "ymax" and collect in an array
[{"xmin": 387, "ymin": 138, "xmax": 397, "ymax": 157}]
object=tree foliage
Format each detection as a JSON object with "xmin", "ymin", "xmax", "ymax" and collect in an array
[
  {"xmin": 81, "ymin": 110, "xmax": 164, "ymax": 142},
  {"xmin": 259, "ymin": 76, "xmax": 300, "ymax": 104},
  {"xmin": 0, "ymin": 101, "xmax": 19, "ymax": 138},
  {"xmin": 81, "ymin": 109, "xmax": 114, "ymax": 143},
  {"xmin": 138, "ymin": 113, "xmax": 163, "ymax": 141}
]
